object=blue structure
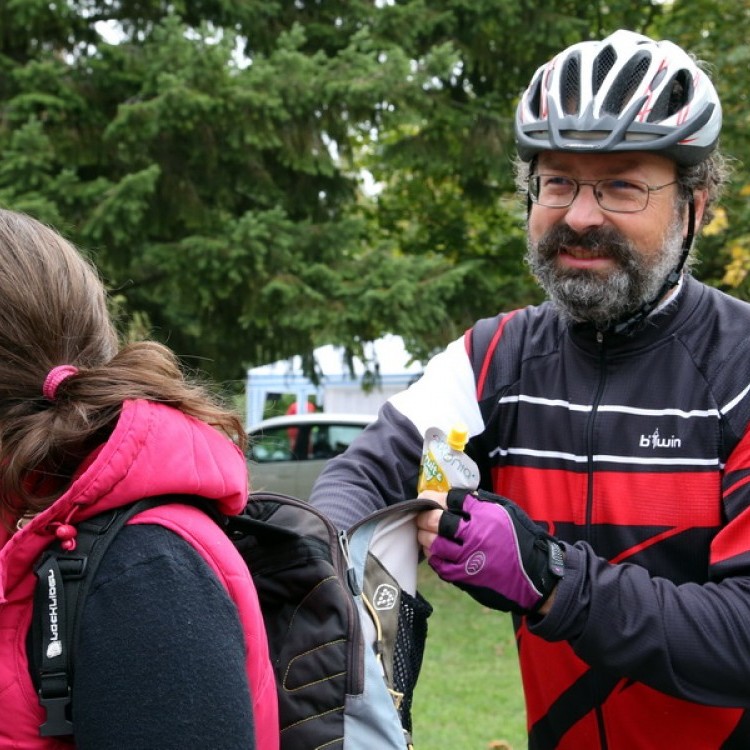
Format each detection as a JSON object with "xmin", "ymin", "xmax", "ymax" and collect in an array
[{"xmin": 245, "ymin": 335, "xmax": 423, "ymax": 428}]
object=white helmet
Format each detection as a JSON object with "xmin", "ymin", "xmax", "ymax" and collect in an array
[{"xmin": 515, "ymin": 29, "xmax": 722, "ymax": 166}]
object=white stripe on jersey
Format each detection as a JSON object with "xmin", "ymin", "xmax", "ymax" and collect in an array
[
  {"xmin": 722, "ymin": 381, "xmax": 750, "ymax": 416},
  {"xmin": 498, "ymin": 394, "xmax": 721, "ymax": 419},
  {"xmin": 489, "ymin": 445, "xmax": 721, "ymax": 467}
]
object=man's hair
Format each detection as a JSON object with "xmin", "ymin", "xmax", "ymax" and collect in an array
[{"xmin": 676, "ymin": 150, "xmax": 732, "ymax": 226}]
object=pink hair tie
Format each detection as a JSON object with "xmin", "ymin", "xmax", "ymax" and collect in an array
[{"xmin": 43, "ymin": 365, "xmax": 79, "ymax": 401}]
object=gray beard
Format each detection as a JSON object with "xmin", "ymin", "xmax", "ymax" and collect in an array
[{"xmin": 525, "ymin": 218, "xmax": 685, "ymax": 328}]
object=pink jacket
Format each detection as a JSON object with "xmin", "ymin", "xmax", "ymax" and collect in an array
[{"xmin": 0, "ymin": 399, "xmax": 279, "ymax": 749}]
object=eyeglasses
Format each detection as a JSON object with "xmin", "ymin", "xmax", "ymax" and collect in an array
[{"xmin": 528, "ymin": 174, "xmax": 678, "ymax": 213}]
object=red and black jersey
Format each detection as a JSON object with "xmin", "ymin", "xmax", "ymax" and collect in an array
[{"xmin": 311, "ymin": 275, "xmax": 750, "ymax": 749}]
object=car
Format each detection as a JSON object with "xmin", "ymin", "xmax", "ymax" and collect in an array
[{"xmin": 247, "ymin": 412, "xmax": 375, "ymax": 499}]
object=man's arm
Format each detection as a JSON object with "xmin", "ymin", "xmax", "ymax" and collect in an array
[
  {"xmin": 310, "ymin": 336, "xmax": 484, "ymax": 528},
  {"xmin": 419, "ymin": 485, "xmax": 750, "ymax": 707},
  {"xmin": 310, "ymin": 401, "xmax": 424, "ymax": 528},
  {"xmin": 533, "ymin": 541, "xmax": 750, "ymax": 707}
]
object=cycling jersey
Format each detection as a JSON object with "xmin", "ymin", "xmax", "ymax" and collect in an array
[{"xmin": 311, "ymin": 274, "xmax": 750, "ymax": 749}]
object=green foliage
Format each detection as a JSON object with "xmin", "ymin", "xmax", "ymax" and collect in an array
[
  {"xmin": 650, "ymin": 3, "xmax": 750, "ymax": 299},
  {"xmin": 414, "ymin": 563, "xmax": 526, "ymax": 749},
  {"xmin": 0, "ymin": 1, "xmax": 746, "ymax": 385}
]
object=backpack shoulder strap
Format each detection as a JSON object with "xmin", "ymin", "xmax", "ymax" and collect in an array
[{"xmin": 31, "ymin": 496, "xmax": 171, "ymax": 737}]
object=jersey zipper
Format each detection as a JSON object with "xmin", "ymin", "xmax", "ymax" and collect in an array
[
  {"xmin": 585, "ymin": 330, "xmax": 607, "ymax": 536},
  {"xmin": 586, "ymin": 329, "xmax": 610, "ymax": 750}
]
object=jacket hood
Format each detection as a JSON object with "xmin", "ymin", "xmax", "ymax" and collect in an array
[
  {"xmin": 58, "ymin": 399, "xmax": 248, "ymax": 516},
  {"xmin": 0, "ymin": 399, "xmax": 247, "ymax": 602}
]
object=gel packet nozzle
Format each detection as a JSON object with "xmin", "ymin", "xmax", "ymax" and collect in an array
[
  {"xmin": 417, "ymin": 423, "xmax": 479, "ymax": 493},
  {"xmin": 446, "ymin": 424, "xmax": 468, "ymax": 451}
]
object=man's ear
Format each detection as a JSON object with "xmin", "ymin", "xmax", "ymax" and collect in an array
[{"xmin": 688, "ymin": 188, "xmax": 709, "ymax": 233}]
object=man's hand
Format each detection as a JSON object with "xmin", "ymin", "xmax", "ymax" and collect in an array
[{"xmin": 417, "ymin": 489, "xmax": 564, "ymax": 615}]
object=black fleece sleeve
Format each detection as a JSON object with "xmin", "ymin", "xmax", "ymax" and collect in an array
[
  {"xmin": 310, "ymin": 400, "xmax": 424, "ymax": 528},
  {"xmin": 531, "ymin": 542, "xmax": 750, "ymax": 707},
  {"xmin": 73, "ymin": 524, "xmax": 256, "ymax": 750},
  {"xmin": 310, "ymin": 334, "xmax": 486, "ymax": 529}
]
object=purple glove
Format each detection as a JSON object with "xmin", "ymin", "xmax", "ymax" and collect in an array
[{"xmin": 427, "ymin": 489, "xmax": 564, "ymax": 615}]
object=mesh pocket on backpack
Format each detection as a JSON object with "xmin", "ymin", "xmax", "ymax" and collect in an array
[{"xmin": 393, "ymin": 590, "xmax": 433, "ymax": 733}]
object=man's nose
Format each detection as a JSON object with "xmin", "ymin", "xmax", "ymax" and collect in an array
[{"xmin": 563, "ymin": 184, "xmax": 607, "ymax": 232}]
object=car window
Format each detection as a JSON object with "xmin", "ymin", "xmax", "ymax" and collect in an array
[
  {"xmin": 249, "ymin": 426, "xmax": 302, "ymax": 462},
  {"xmin": 329, "ymin": 425, "xmax": 365, "ymax": 454},
  {"xmin": 249, "ymin": 422, "xmax": 366, "ymax": 463},
  {"xmin": 248, "ymin": 418, "xmax": 370, "ymax": 498}
]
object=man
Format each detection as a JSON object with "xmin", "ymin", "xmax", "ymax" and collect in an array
[{"xmin": 310, "ymin": 30, "xmax": 750, "ymax": 749}]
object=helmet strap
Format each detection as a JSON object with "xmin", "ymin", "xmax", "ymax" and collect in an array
[{"xmin": 611, "ymin": 193, "xmax": 695, "ymax": 336}]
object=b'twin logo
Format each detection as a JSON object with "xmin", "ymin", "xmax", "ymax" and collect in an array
[
  {"xmin": 639, "ymin": 427, "xmax": 681, "ymax": 450},
  {"xmin": 465, "ymin": 551, "xmax": 486, "ymax": 576},
  {"xmin": 46, "ymin": 568, "xmax": 63, "ymax": 659}
]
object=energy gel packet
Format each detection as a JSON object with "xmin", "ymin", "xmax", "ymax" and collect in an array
[{"xmin": 417, "ymin": 423, "xmax": 479, "ymax": 493}]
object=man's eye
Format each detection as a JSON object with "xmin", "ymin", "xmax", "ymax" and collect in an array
[
  {"xmin": 542, "ymin": 176, "xmax": 574, "ymax": 190},
  {"xmin": 604, "ymin": 179, "xmax": 646, "ymax": 193}
]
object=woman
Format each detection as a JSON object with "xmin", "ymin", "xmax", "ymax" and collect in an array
[{"xmin": 0, "ymin": 208, "xmax": 278, "ymax": 749}]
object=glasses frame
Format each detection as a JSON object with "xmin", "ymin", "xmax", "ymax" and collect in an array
[{"xmin": 528, "ymin": 174, "xmax": 679, "ymax": 214}]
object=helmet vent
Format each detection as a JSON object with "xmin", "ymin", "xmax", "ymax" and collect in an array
[
  {"xmin": 647, "ymin": 69, "xmax": 693, "ymax": 122},
  {"xmin": 526, "ymin": 72, "xmax": 544, "ymax": 118},
  {"xmin": 560, "ymin": 54, "xmax": 581, "ymax": 114},
  {"xmin": 602, "ymin": 52, "xmax": 651, "ymax": 114},
  {"xmin": 592, "ymin": 45, "xmax": 616, "ymax": 93}
]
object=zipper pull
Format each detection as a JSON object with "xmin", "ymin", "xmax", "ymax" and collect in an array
[{"xmin": 338, "ymin": 529, "xmax": 360, "ymax": 595}]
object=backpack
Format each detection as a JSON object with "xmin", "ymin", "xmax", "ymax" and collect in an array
[{"xmin": 31, "ymin": 491, "xmax": 440, "ymax": 749}]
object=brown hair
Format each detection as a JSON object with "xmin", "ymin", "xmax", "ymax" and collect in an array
[{"xmin": 0, "ymin": 209, "xmax": 245, "ymax": 523}]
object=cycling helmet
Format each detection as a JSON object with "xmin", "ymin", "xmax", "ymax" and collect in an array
[{"xmin": 515, "ymin": 29, "xmax": 721, "ymax": 166}]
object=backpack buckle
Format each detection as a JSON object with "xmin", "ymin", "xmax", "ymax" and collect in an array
[{"xmin": 38, "ymin": 678, "xmax": 73, "ymax": 736}]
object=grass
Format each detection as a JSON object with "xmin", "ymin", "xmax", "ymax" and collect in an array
[{"xmin": 411, "ymin": 564, "xmax": 527, "ymax": 750}]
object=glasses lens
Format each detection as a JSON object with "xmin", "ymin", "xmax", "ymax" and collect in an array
[
  {"xmin": 530, "ymin": 175, "xmax": 577, "ymax": 207},
  {"xmin": 596, "ymin": 179, "xmax": 649, "ymax": 212}
]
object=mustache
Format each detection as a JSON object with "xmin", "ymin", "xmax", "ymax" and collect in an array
[{"xmin": 535, "ymin": 224, "xmax": 636, "ymax": 267}]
